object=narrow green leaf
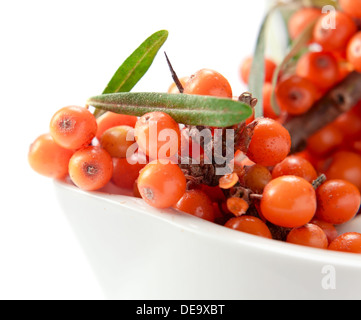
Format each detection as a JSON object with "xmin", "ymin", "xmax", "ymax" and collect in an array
[
  {"xmin": 248, "ymin": 12, "xmax": 269, "ymax": 119},
  {"xmin": 93, "ymin": 30, "xmax": 168, "ymax": 118},
  {"xmin": 270, "ymin": 18, "xmax": 317, "ymax": 115},
  {"xmin": 87, "ymin": 93, "xmax": 253, "ymax": 127}
]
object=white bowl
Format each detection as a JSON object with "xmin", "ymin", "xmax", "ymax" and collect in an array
[{"xmin": 54, "ymin": 179, "xmax": 361, "ymax": 300}]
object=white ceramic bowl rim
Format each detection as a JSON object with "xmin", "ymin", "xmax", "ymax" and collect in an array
[{"xmin": 54, "ymin": 179, "xmax": 361, "ymax": 267}]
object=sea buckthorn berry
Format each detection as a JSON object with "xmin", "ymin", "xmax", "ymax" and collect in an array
[
  {"xmin": 112, "ymin": 154, "xmax": 147, "ymax": 189},
  {"xmin": 311, "ymin": 219, "xmax": 339, "ymax": 244},
  {"xmin": 337, "ymin": 59, "xmax": 354, "ymax": 82},
  {"xmin": 263, "ymin": 83, "xmax": 278, "ymax": 120},
  {"xmin": 260, "ymin": 176, "xmax": 317, "ymax": 228},
  {"xmin": 339, "ymin": 0, "xmax": 361, "ymax": 19},
  {"xmin": 286, "ymin": 224, "xmax": 328, "ymax": 249},
  {"xmin": 313, "ymin": 11, "xmax": 357, "ymax": 51},
  {"xmin": 333, "ymin": 107, "xmax": 361, "ymax": 140},
  {"xmin": 315, "ymin": 179, "xmax": 361, "ymax": 225},
  {"xmin": 313, "ymin": 10, "xmax": 357, "ymax": 52},
  {"xmin": 328, "ymin": 232, "xmax": 361, "ymax": 254},
  {"xmin": 296, "ymin": 52, "xmax": 340, "ymax": 91},
  {"xmin": 50, "ymin": 106, "xmax": 98, "ymax": 150},
  {"xmin": 137, "ymin": 160, "xmax": 186, "ymax": 209},
  {"xmin": 133, "ymin": 180, "xmax": 142, "ymax": 198},
  {"xmin": 347, "ymin": 32, "xmax": 361, "ymax": 73},
  {"xmin": 226, "ymin": 198, "xmax": 249, "ymax": 217},
  {"xmin": 135, "ymin": 112, "xmax": 181, "ymax": 159},
  {"xmin": 247, "ymin": 118, "xmax": 291, "ymax": 167},
  {"xmin": 272, "ymin": 155, "xmax": 318, "ymax": 183},
  {"xmin": 242, "ymin": 164, "xmax": 272, "ymax": 194},
  {"xmin": 307, "ymin": 123, "xmax": 343, "ymax": 156},
  {"xmin": 68, "ymin": 146, "xmax": 113, "ymax": 191},
  {"xmin": 288, "ymin": 7, "xmax": 322, "ymax": 40},
  {"xmin": 28, "ymin": 133, "xmax": 74, "ymax": 179},
  {"xmin": 324, "ymin": 151, "xmax": 361, "ymax": 191},
  {"xmin": 95, "ymin": 111, "xmax": 137, "ymax": 141},
  {"xmin": 183, "ymin": 68, "xmax": 233, "ymax": 98},
  {"xmin": 197, "ymin": 184, "xmax": 226, "ymax": 203},
  {"xmin": 225, "ymin": 216, "xmax": 272, "ymax": 239},
  {"xmin": 351, "ymin": 139, "xmax": 361, "ymax": 154},
  {"xmin": 240, "ymin": 57, "xmax": 277, "ymax": 85},
  {"xmin": 219, "ymin": 172, "xmax": 239, "ymax": 189},
  {"xmin": 100, "ymin": 125, "xmax": 135, "ymax": 158},
  {"xmin": 275, "ymin": 75, "xmax": 317, "ymax": 115},
  {"xmin": 168, "ymin": 76, "xmax": 190, "ymax": 94},
  {"xmin": 173, "ymin": 190, "xmax": 215, "ymax": 222}
]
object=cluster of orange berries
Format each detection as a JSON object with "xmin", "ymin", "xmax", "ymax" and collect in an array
[
  {"xmin": 29, "ymin": 44, "xmax": 361, "ymax": 254},
  {"xmin": 235, "ymin": 3, "xmax": 361, "ymax": 253}
]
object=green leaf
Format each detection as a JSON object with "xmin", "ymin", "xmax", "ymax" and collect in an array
[
  {"xmin": 248, "ymin": 12, "xmax": 270, "ymax": 119},
  {"xmin": 87, "ymin": 93, "xmax": 253, "ymax": 127},
  {"xmin": 93, "ymin": 30, "xmax": 169, "ymax": 118},
  {"xmin": 270, "ymin": 18, "xmax": 317, "ymax": 115}
]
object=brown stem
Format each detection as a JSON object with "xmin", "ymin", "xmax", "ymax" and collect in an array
[
  {"xmin": 283, "ymin": 71, "xmax": 361, "ymax": 153},
  {"xmin": 312, "ymin": 174, "xmax": 327, "ymax": 190}
]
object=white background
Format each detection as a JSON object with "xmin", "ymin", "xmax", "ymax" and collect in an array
[{"xmin": 0, "ymin": 0, "xmax": 269, "ymax": 299}]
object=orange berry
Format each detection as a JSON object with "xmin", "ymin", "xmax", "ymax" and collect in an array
[
  {"xmin": 167, "ymin": 76, "xmax": 190, "ymax": 93},
  {"xmin": 173, "ymin": 189, "xmax": 215, "ymax": 222},
  {"xmin": 112, "ymin": 154, "xmax": 146, "ymax": 189},
  {"xmin": 242, "ymin": 164, "xmax": 272, "ymax": 194},
  {"xmin": 261, "ymin": 176, "xmax": 317, "ymax": 228},
  {"xmin": 311, "ymin": 219, "xmax": 339, "ymax": 244},
  {"xmin": 135, "ymin": 112, "xmax": 181, "ymax": 159},
  {"xmin": 337, "ymin": 59, "xmax": 354, "ymax": 82},
  {"xmin": 184, "ymin": 68, "xmax": 233, "ymax": 98},
  {"xmin": 329, "ymin": 232, "xmax": 361, "ymax": 254},
  {"xmin": 68, "ymin": 146, "xmax": 113, "ymax": 191},
  {"xmin": 28, "ymin": 133, "xmax": 74, "ymax": 179},
  {"xmin": 226, "ymin": 197, "xmax": 249, "ymax": 217},
  {"xmin": 262, "ymin": 82, "xmax": 278, "ymax": 120},
  {"xmin": 324, "ymin": 151, "xmax": 361, "ymax": 191},
  {"xmin": 307, "ymin": 123, "xmax": 343, "ymax": 156},
  {"xmin": 333, "ymin": 107, "xmax": 361, "ymax": 140},
  {"xmin": 339, "ymin": 0, "xmax": 361, "ymax": 19},
  {"xmin": 219, "ymin": 172, "xmax": 239, "ymax": 189},
  {"xmin": 95, "ymin": 111, "xmax": 137, "ymax": 141},
  {"xmin": 313, "ymin": 10, "xmax": 357, "ymax": 52},
  {"xmin": 275, "ymin": 75, "xmax": 318, "ymax": 115},
  {"xmin": 50, "ymin": 106, "xmax": 97, "ymax": 150},
  {"xmin": 240, "ymin": 57, "xmax": 276, "ymax": 84},
  {"xmin": 296, "ymin": 51, "xmax": 340, "ymax": 91},
  {"xmin": 347, "ymin": 31, "xmax": 361, "ymax": 73},
  {"xmin": 247, "ymin": 118, "xmax": 291, "ymax": 167},
  {"xmin": 133, "ymin": 180, "xmax": 142, "ymax": 198},
  {"xmin": 100, "ymin": 125, "xmax": 135, "ymax": 158},
  {"xmin": 286, "ymin": 224, "xmax": 328, "ymax": 249},
  {"xmin": 272, "ymin": 155, "xmax": 318, "ymax": 183},
  {"xmin": 137, "ymin": 160, "xmax": 186, "ymax": 209},
  {"xmin": 288, "ymin": 7, "xmax": 322, "ymax": 40},
  {"xmin": 197, "ymin": 184, "xmax": 226, "ymax": 203},
  {"xmin": 315, "ymin": 179, "xmax": 361, "ymax": 225},
  {"xmin": 225, "ymin": 215, "xmax": 272, "ymax": 239}
]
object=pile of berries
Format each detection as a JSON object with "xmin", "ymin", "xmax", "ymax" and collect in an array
[{"xmin": 29, "ymin": 3, "xmax": 361, "ymax": 255}]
